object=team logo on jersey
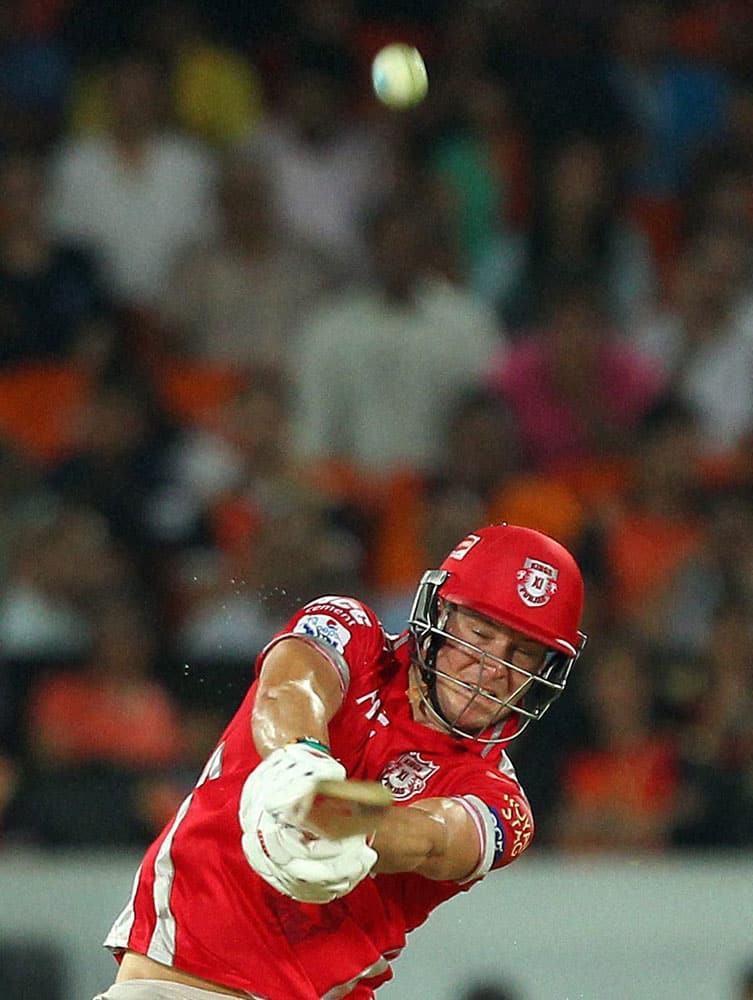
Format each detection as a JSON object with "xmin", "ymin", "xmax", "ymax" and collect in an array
[
  {"xmin": 380, "ymin": 752, "xmax": 439, "ymax": 801},
  {"xmin": 516, "ymin": 558, "xmax": 558, "ymax": 607},
  {"xmin": 294, "ymin": 614, "xmax": 351, "ymax": 654}
]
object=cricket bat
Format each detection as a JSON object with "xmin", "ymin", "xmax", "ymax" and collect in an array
[{"xmin": 299, "ymin": 779, "xmax": 394, "ymax": 839}]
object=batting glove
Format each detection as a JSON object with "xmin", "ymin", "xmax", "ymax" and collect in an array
[
  {"xmin": 244, "ymin": 741, "xmax": 346, "ymax": 825},
  {"xmin": 239, "ymin": 743, "xmax": 377, "ymax": 903}
]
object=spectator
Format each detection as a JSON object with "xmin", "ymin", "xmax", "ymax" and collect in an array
[
  {"xmin": 0, "ymin": 497, "xmax": 130, "ymax": 762},
  {"xmin": 486, "ymin": 274, "xmax": 663, "ymax": 473},
  {"xmin": 369, "ymin": 388, "xmax": 586, "ymax": 630},
  {"xmin": 47, "ymin": 50, "xmax": 216, "ymax": 311},
  {"xmin": 0, "ymin": 151, "xmax": 115, "ymax": 370},
  {"xmin": 474, "ymin": 3, "xmax": 630, "ymax": 157},
  {"xmin": 594, "ymin": 398, "xmax": 708, "ymax": 640},
  {"xmin": 4, "ymin": 596, "xmax": 191, "ymax": 848},
  {"xmin": 685, "ymin": 83, "xmax": 753, "ymax": 235},
  {"xmin": 623, "ymin": 485, "xmax": 753, "ymax": 661},
  {"xmin": 173, "ymin": 479, "xmax": 362, "ymax": 713},
  {"xmin": 0, "ymin": 500, "xmax": 127, "ymax": 666},
  {"xmin": 46, "ymin": 366, "xmax": 185, "ymax": 564},
  {"xmin": 473, "ymin": 133, "xmax": 656, "ymax": 333},
  {"xmin": 292, "ymin": 195, "xmax": 501, "ymax": 477},
  {"xmin": 554, "ymin": 634, "xmax": 680, "ymax": 852},
  {"xmin": 628, "ymin": 223, "xmax": 753, "ymax": 457},
  {"xmin": 137, "ymin": 0, "xmax": 263, "ymax": 147},
  {"xmin": 0, "ymin": 442, "xmax": 53, "ymax": 755},
  {"xmin": 685, "ymin": 153, "xmax": 753, "ymax": 240},
  {"xmin": 160, "ymin": 154, "xmax": 331, "ymax": 372},
  {"xmin": 430, "ymin": 74, "xmax": 531, "ymax": 278},
  {"xmin": 161, "ymin": 367, "xmax": 368, "ymax": 577},
  {"xmin": 215, "ymin": 375, "xmax": 356, "ymax": 548},
  {"xmin": 266, "ymin": 0, "xmax": 363, "ymax": 105},
  {"xmin": 241, "ymin": 44, "xmax": 390, "ymax": 282},
  {"xmin": 24, "ymin": 596, "xmax": 186, "ymax": 770},
  {"xmin": 4, "ymin": 594, "xmax": 213, "ymax": 848},
  {"xmin": 167, "ymin": 370, "xmax": 365, "ymax": 706},
  {"xmin": 70, "ymin": 0, "xmax": 263, "ymax": 149},
  {"xmin": 608, "ymin": 0, "xmax": 730, "ymax": 201},
  {"xmin": 671, "ymin": 603, "xmax": 753, "ymax": 847},
  {"xmin": 0, "ymin": 0, "xmax": 69, "ymax": 152}
]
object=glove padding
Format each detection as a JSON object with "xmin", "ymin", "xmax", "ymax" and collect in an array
[{"xmin": 240, "ymin": 744, "xmax": 378, "ymax": 903}]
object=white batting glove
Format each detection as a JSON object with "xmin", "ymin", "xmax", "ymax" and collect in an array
[
  {"xmin": 244, "ymin": 741, "xmax": 347, "ymax": 827},
  {"xmin": 243, "ymin": 808, "xmax": 377, "ymax": 903},
  {"xmin": 239, "ymin": 743, "xmax": 377, "ymax": 903}
]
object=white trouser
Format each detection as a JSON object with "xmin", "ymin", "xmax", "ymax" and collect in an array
[{"xmin": 93, "ymin": 981, "xmax": 241, "ymax": 1000}]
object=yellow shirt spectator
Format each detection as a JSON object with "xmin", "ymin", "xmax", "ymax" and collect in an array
[{"xmin": 70, "ymin": 43, "xmax": 262, "ymax": 147}]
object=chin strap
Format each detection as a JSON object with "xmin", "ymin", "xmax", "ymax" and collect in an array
[{"xmin": 406, "ymin": 661, "xmax": 426, "ymax": 712}]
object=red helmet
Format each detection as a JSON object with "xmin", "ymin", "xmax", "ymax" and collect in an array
[
  {"xmin": 438, "ymin": 524, "xmax": 584, "ymax": 657},
  {"xmin": 408, "ymin": 524, "xmax": 586, "ymax": 742}
]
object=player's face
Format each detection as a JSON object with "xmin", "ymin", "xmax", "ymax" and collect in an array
[{"xmin": 433, "ymin": 606, "xmax": 548, "ymax": 733}]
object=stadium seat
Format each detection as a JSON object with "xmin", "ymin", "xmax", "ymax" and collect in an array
[{"xmin": 0, "ymin": 365, "xmax": 92, "ymax": 463}]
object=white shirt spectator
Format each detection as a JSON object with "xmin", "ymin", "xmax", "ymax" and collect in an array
[
  {"xmin": 47, "ymin": 133, "xmax": 216, "ymax": 308},
  {"xmin": 631, "ymin": 299, "xmax": 753, "ymax": 454},
  {"xmin": 0, "ymin": 584, "xmax": 91, "ymax": 661},
  {"xmin": 292, "ymin": 277, "xmax": 502, "ymax": 474},
  {"xmin": 244, "ymin": 117, "xmax": 389, "ymax": 283}
]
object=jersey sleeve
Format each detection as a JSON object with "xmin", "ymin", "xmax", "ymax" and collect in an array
[
  {"xmin": 256, "ymin": 595, "xmax": 385, "ymax": 696},
  {"xmin": 444, "ymin": 757, "xmax": 535, "ymax": 882}
]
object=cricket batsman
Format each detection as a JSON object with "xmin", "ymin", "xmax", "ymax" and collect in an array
[{"xmin": 95, "ymin": 523, "xmax": 586, "ymax": 1000}]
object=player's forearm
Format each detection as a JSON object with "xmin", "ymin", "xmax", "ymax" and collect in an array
[
  {"xmin": 252, "ymin": 640, "xmax": 343, "ymax": 757},
  {"xmin": 371, "ymin": 798, "xmax": 480, "ymax": 881},
  {"xmin": 252, "ymin": 679, "xmax": 331, "ymax": 757}
]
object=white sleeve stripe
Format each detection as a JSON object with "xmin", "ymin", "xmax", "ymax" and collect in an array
[
  {"xmin": 453, "ymin": 794, "xmax": 496, "ymax": 883},
  {"xmin": 259, "ymin": 633, "xmax": 350, "ymax": 693}
]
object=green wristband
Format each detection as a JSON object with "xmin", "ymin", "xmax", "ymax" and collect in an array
[{"xmin": 293, "ymin": 737, "xmax": 332, "ymax": 755}]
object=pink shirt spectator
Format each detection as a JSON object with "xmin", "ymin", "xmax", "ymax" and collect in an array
[{"xmin": 487, "ymin": 331, "xmax": 665, "ymax": 472}]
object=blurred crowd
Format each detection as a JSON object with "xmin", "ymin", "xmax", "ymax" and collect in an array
[{"xmin": 0, "ymin": 0, "xmax": 751, "ymax": 856}]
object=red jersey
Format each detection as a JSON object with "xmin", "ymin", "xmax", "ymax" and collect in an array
[{"xmin": 105, "ymin": 596, "xmax": 534, "ymax": 999}]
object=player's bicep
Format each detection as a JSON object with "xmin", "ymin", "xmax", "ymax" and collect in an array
[{"xmin": 371, "ymin": 796, "xmax": 482, "ymax": 882}]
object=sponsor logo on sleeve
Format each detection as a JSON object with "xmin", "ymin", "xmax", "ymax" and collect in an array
[
  {"xmin": 487, "ymin": 805, "xmax": 506, "ymax": 868},
  {"xmin": 500, "ymin": 792, "xmax": 533, "ymax": 858},
  {"xmin": 294, "ymin": 614, "xmax": 352, "ymax": 654},
  {"xmin": 304, "ymin": 596, "xmax": 372, "ymax": 627}
]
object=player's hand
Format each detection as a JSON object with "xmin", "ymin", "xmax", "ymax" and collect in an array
[
  {"xmin": 239, "ymin": 743, "xmax": 377, "ymax": 903},
  {"xmin": 243, "ymin": 741, "xmax": 347, "ymax": 828},
  {"xmin": 242, "ymin": 805, "xmax": 377, "ymax": 903}
]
